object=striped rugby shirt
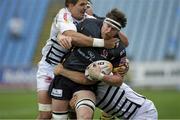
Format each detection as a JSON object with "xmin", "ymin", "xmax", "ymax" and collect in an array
[
  {"xmin": 41, "ymin": 8, "xmax": 93, "ymax": 65},
  {"xmin": 96, "ymin": 82, "xmax": 146, "ymax": 119}
]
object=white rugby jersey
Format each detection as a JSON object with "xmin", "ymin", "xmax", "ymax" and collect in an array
[
  {"xmin": 96, "ymin": 83, "xmax": 146, "ymax": 119},
  {"xmin": 41, "ymin": 8, "xmax": 94, "ymax": 65}
]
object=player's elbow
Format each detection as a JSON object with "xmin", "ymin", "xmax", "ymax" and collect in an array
[
  {"xmin": 124, "ymin": 39, "xmax": 129, "ymax": 47},
  {"xmin": 119, "ymin": 32, "xmax": 129, "ymax": 47},
  {"xmin": 110, "ymin": 79, "xmax": 123, "ymax": 86},
  {"xmin": 103, "ymin": 75, "xmax": 123, "ymax": 86},
  {"xmin": 122, "ymin": 37, "xmax": 129, "ymax": 47}
]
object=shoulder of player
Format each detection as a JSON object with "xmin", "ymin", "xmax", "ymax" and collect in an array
[
  {"xmin": 83, "ymin": 18, "xmax": 103, "ymax": 26},
  {"xmin": 85, "ymin": 13, "xmax": 96, "ymax": 19},
  {"xmin": 58, "ymin": 8, "xmax": 70, "ymax": 14},
  {"xmin": 56, "ymin": 8, "xmax": 72, "ymax": 18},
  {"xmin": 55, "ymin": 8, "xmax": 73, "ymax": 22},
  {"xmin": 118, "ymin": 40, "xmax": 126, "ymax": 49}
]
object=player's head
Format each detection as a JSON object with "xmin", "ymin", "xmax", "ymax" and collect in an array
[
  {"xmin": 101, "ymin": 8, "xmax": 127, "ymax": 40},
  {"xmin": 86, "ymin": 1, "xmax": 93, "ymax": 16},
  {"xmin": 65, "ymin": 0, "xmax": 89, "ymax": 20}
]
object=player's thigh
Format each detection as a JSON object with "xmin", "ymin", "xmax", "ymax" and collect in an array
[
  {"xmin": 36, "ymin": 60, "xmax": 54, "ymax": 104},
  {"xmin": 52, "ymin": 98, "xmax": 69, "ymax": 111},
  {"xmin": 37, "ymin": 90, "xmax": 51, "ymax": 104},
  {"xmin": 74, "ymin": 90, "xmax": 96, "ymax": 101},
  {"xmin": 36, "ymin": 60, "xmax": 54, "ymax": 91}
]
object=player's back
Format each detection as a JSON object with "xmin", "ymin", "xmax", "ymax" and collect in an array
[{"xmin": 96, "ymin": 83, "xmax": 146, "ymax": 119}]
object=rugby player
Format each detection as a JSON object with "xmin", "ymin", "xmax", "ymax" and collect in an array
[
  {"xmin": 49, "ymin": 8, "xmax": 129, "ymax": 119},
  {"xmin": 54, "ymin": 8, "xmax": 158, "ymax": 120},
  {"xmin": 36, "ymin": 0, "xmax": 128, "ymax": 119}
]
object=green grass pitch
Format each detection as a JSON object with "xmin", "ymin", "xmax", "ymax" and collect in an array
[{"xmin": 0, "ymin": 89, "xmax": 180, "ymax": 119}]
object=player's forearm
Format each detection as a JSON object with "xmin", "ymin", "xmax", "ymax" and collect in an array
[
  {"xmin": 60, "ymin": 68, "xmax": 96, "ymax": 85},
  {"xmin": 118, "ymin": 32, "xmax": 129, "ymax": 47},
  {"xmin": 102, "ymin": 74, "xmax": 123, "ymax": 86},
  {"xmin": 63, "ymin": 30, "xmax": 93, "ymax": 47},
  {"xmin": 62, "ymin": 30, "xmax": 106, "ymax": 47}
]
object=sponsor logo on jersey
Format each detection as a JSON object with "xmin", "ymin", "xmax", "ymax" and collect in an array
[
  {"xmin": 101, "ymin": 49, "xmax": 109, "ymax": 58},
  {"xmin": 51, "ymin": 88, "xmax": 63, "ymax": 97},
  {"xmin": 120, "ymin": 49, "xmax": 125, "ymax": 56}
]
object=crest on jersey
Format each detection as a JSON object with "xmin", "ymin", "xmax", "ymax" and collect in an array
[
  {"xmin": 101, "ymin": 49, "xmax": 109, "ymax": 58},
  {"xmin": 63, "ymin": 13, "xmax": 69, "ymax": 23}
]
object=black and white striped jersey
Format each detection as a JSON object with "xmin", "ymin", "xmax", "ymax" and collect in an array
[
  {"xmin": 96, "ymin": 83, "xmax": 146, "ymax": 119},
  {"xmin": 41, "ymin": 8, "xmax": 94, "ymax": 65}
]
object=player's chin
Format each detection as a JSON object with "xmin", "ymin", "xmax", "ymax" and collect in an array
[{"xmin": 78, "ymin": 15, "xmax": 84, "ymax": 20}]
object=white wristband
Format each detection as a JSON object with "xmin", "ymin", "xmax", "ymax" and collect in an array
[{"xmin": 93, "ymin": 38, "xmax": 104, "ymax": 47}]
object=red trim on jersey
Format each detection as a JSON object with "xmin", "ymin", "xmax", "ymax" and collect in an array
[{"xmin": 63, "ymin": 13, "xmax": 68, "ymax": 22}]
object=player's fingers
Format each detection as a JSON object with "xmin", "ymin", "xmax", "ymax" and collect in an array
[
  {"xmin": 105, "ymin": 38, "xmax": 117, "ymax": 48},
  {"xmin": 61, "ymin": 37, "xmax": 72, "ymax": 49},
  {"xmin": 70, "ymin": 95, "xmax": 77, "ymax": 110},
  {"xmin": 57, "ymin": 34, "xmax": 72, "ymax": 49},
  {"xmin": 57, "ymin": 36, "xmax": 67, "ymax": 49},
  {"xmin": 65, "ymin": 36, "xmax": 72, "ymax": 49},
  {"xmin": 59, "ymin": 41, "xmax": 66, "ymax": 49},
  {"xmin": 60, "ymin": 39, "xmax": 69, "ymax": 49},
  {"xmin": 54, "ymin": 63, "xmax": 63, "ymax": 75}
]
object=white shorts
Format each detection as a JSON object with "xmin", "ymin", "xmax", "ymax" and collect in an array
[
  {"xmin": 36, "ymin": 57, "xmax": 55, "ymax": 91},
  {"xmin": 132, "ymin": 99, "xmax": 158, "ymax": 120}
]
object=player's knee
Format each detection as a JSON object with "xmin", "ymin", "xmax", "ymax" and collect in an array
[
  {"xmin": 38, "ymin": 111, "xmax": 52, "ymax": 120},
  {"xmin": 75, "ymin": 98, "xmax": 95, "ymax": 119},
  {"xmin": 52, "ymin": 111, "xmax": 68, "ymax": 120},
  {"xmin": 75, "ymin": 98, "xmax": 95, "ymax": 111}
]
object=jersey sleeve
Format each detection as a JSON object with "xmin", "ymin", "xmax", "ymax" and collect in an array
[
  {"xmin": 112, "ymin": 49, "xmax": 126, "ymax": 67},
  {"xmin": 55, "ymin": 9, "xmax": 77, "ymax": 33},
  {"xmin": 111, "ymin": 48, "xmax": 129, "ymax": 75}
]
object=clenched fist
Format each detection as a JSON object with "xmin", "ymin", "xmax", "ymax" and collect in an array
[{"xmin": 54, "ymin": 63, "xmax": 64, "ymax": 75}]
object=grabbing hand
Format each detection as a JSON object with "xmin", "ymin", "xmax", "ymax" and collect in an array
[
  {"xmin": 113, "ymin": 58, "xmax": 129, "ymax": 76},
  {"xmin": 54, "ymin": 63, "xmax": 64, "ymax": 75},
  {"xmin": 88, "ymin": 63, "xmax": 105, "ymax": 81},
  {"xmin": 69, "ymin": 95, "xmax": 77, "ymax": 110},
  {"xmin": 104, "ymin": 38, "xmax": 118, "ymax": 49},
  {"xmin": 57, "ymin": 34, "xmax": 72, "ymax": 49}
]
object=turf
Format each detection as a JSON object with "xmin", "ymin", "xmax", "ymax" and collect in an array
[{"xmin": 0, "ymin": 89, "xmax": 180, "ymax": 119}]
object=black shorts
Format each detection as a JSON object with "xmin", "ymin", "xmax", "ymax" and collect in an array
[{"xmin": 48, "ymin": 75, "xmax": 95, "ymax": 100}]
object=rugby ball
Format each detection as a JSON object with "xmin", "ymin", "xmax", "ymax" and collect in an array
[{"xmin": 85, "ymin": 60, "xmax": 113, "ymax": 80}]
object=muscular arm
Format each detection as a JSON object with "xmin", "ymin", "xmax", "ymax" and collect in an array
[
  {"xmin": 58, "ymin": 30, "xmax": 128, "ymax": 49},
  {"xmin": 118, "ymin": 32, "xmax": 129, "ymax": 47},
  {"xmin": 102, "ymin": 73, "xmax": 123, "ymax": 86},
  {"xmin": 54, "ymin": 63, "xmax": 124, "ymax": 86},
  {"xmin": 62, "ymin": 30, "xmax": 94, "ymax": 47},
  {"xmin": 58, "ymin": 30, "xmax": 118, "ymax": 49},
  {"xmin": 54, "ymin": 63, "xmax": 96, "ymax": 85},
  {"xmin": 62, "ymin": 67, "xmax": 124, "ymax": 86}
]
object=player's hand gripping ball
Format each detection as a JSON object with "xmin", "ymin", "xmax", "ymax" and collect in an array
[{"xmin": 85, "ymin": 60, "xmax": 113, "ymax": 81}]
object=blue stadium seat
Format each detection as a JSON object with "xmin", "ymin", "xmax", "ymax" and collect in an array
[
  {"xmin": 0, "ymin": 0, "xmax": 49, "ymax": 67},
  {"xmin": 0, "ymin": 0, "xmax": 179, "ymax": 67}
]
